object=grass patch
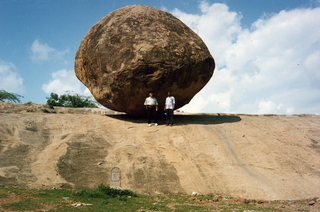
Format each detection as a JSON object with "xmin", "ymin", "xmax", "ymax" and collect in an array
[
  {"xmin": 3, "ymin": 198, "xmax": 45, "ymax": 211},
  {"xmin": 175, "ymin": 204, "xmax": 216, "ymax": 211},
  {"xmin": 0, "ymin": 186, "xmax": 318, "ymax": 212},
  {"xmin": 0, "ymin": 193, "xmax": 8, "ymax": 198}
]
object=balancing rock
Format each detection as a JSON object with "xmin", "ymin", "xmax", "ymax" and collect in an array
[{"xmin": 75, "ymin": 4, "xmax": 215, "ymax": 116}]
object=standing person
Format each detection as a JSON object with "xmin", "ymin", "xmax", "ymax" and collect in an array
[
  {"xmin": 164, "ymin": 91, "xmax": 175, "ymax": 126},
  {"xmin": 144, "ymin": 92, "xmax": 158, "ymax": 127}
]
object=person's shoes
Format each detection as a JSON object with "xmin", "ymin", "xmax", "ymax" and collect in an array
[
  {"xmin": 166, "ymin": 124, "xmax": 169, "ymax": 126},
  {"xmin": 148, "ymin": 124, "xmax": 152, "ymax": 127},
  {"xmin": 170, "ymin": 124, "xmax": 173, "ymax": 127},
  {"xmin": 154, "ymin": 123, "xmax": 158, "ymax": 126}
]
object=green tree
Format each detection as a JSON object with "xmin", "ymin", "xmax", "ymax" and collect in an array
[
  {"xmin": 0, "ymin": 90, "xmax": 24, "ymax": 103},
  {"xmin": 46, "ymin": 91, "xmax": 98, "ymax": 108}
]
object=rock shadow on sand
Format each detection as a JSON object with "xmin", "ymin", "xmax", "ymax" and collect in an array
[{"xmin": 106, "ymin": 113, "xmax": 241, "ymax": 125}]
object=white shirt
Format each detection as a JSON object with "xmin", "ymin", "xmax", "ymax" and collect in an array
[
  {"xmin": 144, "ymin": 97, "xmax": 158, "ymax": 106},
  {"xmin": 165, "ymin": 96, "xmax": 175, "ymax": 109}
]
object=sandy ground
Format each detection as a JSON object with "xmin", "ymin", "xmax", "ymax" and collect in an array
[{"xmin": 0, "ymin": 102, "xmax": 319, "ymax": 200}]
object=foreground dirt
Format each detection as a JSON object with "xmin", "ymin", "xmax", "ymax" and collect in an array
[{"xmin": 0, "ymin": 102, "xmax": 319, "ymax": 201}]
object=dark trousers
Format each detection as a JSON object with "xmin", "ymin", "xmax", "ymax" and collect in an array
[
  {"xmin": 147, "ymin": 106, "xmax": 157, "ymax": 124},
  {"xmin": 166, "ymin": 109, "xmax": 174, "ymax": 125}
]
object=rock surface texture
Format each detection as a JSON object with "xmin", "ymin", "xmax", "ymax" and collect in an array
[
  {"xmin": 1, "ymin": 102, "xmax": 320, "ymax": 200},
  {"xmin": 75, "ymin": 5, "xmax": 215, "ymax": 116}
]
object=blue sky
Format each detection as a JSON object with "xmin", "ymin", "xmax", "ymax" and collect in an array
[{"xmin": 1, "ymin": 0, "xmax": 320, "ymax": 114}]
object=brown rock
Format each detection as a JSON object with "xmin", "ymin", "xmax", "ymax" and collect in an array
[{"xmin": 75, "ymin": 4, "xmax": 215, "ymax": 116}]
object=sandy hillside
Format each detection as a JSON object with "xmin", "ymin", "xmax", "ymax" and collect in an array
[{"xmin": 0, "ymin": 102, "xmax": 319, "ymax": 200}]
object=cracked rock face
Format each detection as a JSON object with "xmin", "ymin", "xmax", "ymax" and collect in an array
[{"xmin": 75, "ymin": 4, "xmax": 215, "ymax": 116}]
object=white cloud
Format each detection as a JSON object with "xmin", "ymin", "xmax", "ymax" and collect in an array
[
  {"xmin": 258, "ymin": 100, "xmax": 278, "ymax": 114},
  {"xmin": 180, "ymin": 95, "xmax": 207, "ymax": 113},
  {"xmin": 176, "ymin": 3, "xmax": 320, "ymax": 114},
  {"xmin": 0, "ymin": 60, "xmax": 24, "ymax": 94},
  {"xmin": 30, "ymin": 39, "xmax": 69, "ymax": 62},
  {"xmin": 42, "ymin": 69, "xmax": 85, "ymax": 95}
]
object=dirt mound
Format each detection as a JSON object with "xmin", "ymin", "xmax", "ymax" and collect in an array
[{"xmin": 0, "ymin": 102, "xmax": 319, "ymax": 200}]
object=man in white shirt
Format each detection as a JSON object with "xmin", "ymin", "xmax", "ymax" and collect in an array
[
  {"xmin": 144, "ymin": 92, "xmax": 158, "ymax": 126},
  {"xmin": 164, "ymin": 91, "xmax": 175, "ymax": 126}
]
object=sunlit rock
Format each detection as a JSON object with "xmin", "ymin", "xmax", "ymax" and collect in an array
[{"xmin": 75, "ymin": 4, "xmax": 215, "ymax": 115}]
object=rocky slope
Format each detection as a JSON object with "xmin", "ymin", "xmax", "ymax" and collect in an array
[{"xmin": 0, "ymin": 102, "xmax": 319, "ymax": 200}]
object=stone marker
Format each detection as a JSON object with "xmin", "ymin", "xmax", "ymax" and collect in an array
[
  {"xmin": 75, "ymin": 4, "xmax": 215, "ymax": 116},
  {"xmin": 110, "ymin": 167, "xmax": 121, "ymax": 187}
]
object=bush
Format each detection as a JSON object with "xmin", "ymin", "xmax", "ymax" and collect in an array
[
  {"xmin": 97, "ymin": 184, "xmax": 138, "ymax": 198},
  {"xmin": 73, "ymin": 184, "xmax": 138, "ymax": 199},
  {"xmin": 46, "ymin": 91, "xmax": 98, "ymax": 108},
  {"xmin": 0, "ymin": 90, "xmax": 23, "ymax": 103}
]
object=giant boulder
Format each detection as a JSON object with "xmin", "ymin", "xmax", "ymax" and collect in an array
[{"xmin": 75, "ymin": 4, "xmax": 215, "ymax": 116}]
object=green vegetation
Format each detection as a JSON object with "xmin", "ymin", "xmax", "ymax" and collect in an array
[
  {"xmin": 73, "ymin": 184, "xmax": 138, "ymax": 199},
  {"xmin": 0, "ymin": 185, "xmax": 315, "ymax": 212},
  {"xmin": 46, "ymin": 91, "xmax": 99, "ymax": 108},
  {"xmin": 0, "ymin": 89, "xmax": 23, "ymax": 103}
]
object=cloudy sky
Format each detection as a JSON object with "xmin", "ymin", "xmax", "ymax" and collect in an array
[{"xmin": 1, "ymin": 0, "xmax": 319, "ymax": 114}]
